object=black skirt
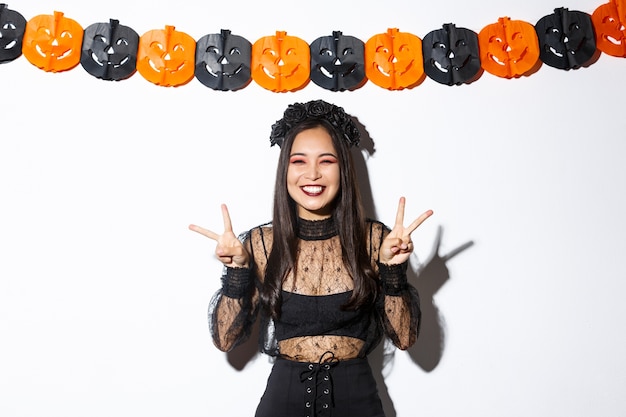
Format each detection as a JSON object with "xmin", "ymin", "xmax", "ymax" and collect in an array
[{"xmin": 255, "ymin": 354, "xmax": 385, "ymax": 417}]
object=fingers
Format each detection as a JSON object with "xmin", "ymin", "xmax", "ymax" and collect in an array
[
  {"xmin": 406, "ymin": 209, "xmax": 434, "ymax": 235},
  {"xmin": 189, "ymin": 203, "xmax": 233, "ymax": 241},
  {"xmin": 394, "ymin": 197, "xmax": 433, "ymax": 235},
  {"xmin": 188, "ymin": 224, "xmax": 220, "ymax": 241},
  {"xmin": 394, "ymin": 196, "xmax": 406, "ymax": 228},
  {"xmin": 221, "ymin": 204, "xmax": 233, "ymax": 233}
]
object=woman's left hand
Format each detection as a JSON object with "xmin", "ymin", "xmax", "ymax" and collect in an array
[{"xmin": 380, "ymin": 197, "xmax": 433, "ymax": 265}]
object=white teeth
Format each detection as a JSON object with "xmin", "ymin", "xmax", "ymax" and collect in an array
[{"xmin": 302, "ymin": 186, "xmax": 323, "ymax": 194}]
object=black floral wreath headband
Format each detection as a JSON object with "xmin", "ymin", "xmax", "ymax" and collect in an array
[{"xmin": 269, "ymin": 100, "xmax": 360, "ymax": 148}]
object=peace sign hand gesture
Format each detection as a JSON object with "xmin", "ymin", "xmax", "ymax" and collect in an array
[
  {"xmin": 188, "ymin": 204, "xmax": 250, "ymax": 268},
  {"xmin": 380, "ymin": 197, "xmax": 433, "ymax": 265}
]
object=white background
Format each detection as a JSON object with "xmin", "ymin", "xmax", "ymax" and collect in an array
[{"xmin": 1, "ymin": 0, "xmax": 625, "ymax": 416}]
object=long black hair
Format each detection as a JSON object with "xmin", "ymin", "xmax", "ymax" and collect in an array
[{"xmin": 260, "ymin": 118, "xmax": 378, "ymax": 320}]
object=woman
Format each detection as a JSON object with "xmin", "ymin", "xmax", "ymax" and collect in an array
[{"xmin": 189, "ymin": 99, "xmax": 432, "ymax": 417}]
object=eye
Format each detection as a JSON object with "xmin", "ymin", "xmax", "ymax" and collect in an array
[
  {"xmin": 289, "ymin": 157, "xmax": 306, "ymax": 164},
  {"xmin": 320, "ymin": 157, "xmax": 337, "ymax": 164}
]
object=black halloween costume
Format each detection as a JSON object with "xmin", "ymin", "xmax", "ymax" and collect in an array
[{"xmin": 208, "ymin": 216, "xmax": 421, "ymax": 417}]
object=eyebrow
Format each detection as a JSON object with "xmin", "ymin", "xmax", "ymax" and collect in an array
[{"xmin": 289, "ymin": 152, "xmax": 338, "ymax": 158}]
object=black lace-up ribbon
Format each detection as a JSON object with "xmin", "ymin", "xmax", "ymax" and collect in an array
[{"xmin": 299, "ymin": 351, "xmax": 339, "ymax": 417}]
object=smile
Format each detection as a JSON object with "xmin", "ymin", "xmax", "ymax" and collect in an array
[{"xmin": 301, "ymin": 186, "xmax": 325, "ymax": 196}]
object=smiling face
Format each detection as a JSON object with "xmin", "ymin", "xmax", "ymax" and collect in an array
[{"xmin": 287, "ymin": 126, "xmax": 341, "ymax": 220}]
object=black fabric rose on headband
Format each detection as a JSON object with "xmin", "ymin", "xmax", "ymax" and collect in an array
[{"xmin": 269, "ymin": 100, "xmax": 360, "ymax": 148}]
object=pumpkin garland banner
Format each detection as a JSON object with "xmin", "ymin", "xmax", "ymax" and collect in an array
[{"xmin": 1, "ymin": 2, "xmax": 625, "ymax": 91}]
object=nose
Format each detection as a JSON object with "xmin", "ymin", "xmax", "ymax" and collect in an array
[{"xmin": 304, "ymin": 163, "xmax": 321, "ymax": 180}]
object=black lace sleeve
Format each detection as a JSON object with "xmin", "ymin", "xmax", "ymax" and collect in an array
[
  {"xmin": 207, "ymin": 230, "xmax": 261, "ymax": 352},
  {"xmin": 368, "ymin": 220, "xmax": 421, "ymax": 350}
]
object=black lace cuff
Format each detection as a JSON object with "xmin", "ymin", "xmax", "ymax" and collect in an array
[
  {"xmin": 221, "ymin": 267, "xmax": 253, "ymax": 298},
  {"xmin": 378, "ymin": 261, "xmax": 409, "ymax": 296}
]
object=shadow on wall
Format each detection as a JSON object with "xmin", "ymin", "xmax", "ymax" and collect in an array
[
  {"xmin": 353, "ymin": 119, "xmax": 475, "ymax": 416},
  {"xmin": 222, "ymin": 118, "xmax": 475, "ymax": 416}
]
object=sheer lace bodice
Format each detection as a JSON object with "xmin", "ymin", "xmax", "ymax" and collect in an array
[{"xmin": 208, "ymin": 217, "xmax": 421, "ymax": 362}]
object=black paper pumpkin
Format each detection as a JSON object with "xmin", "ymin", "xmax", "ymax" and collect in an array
[
  {"xmin": 535, "ymin": 8, "xmax": 597, "ymax": 70},
  {"xmin": 80, "ymin": 19, "xmax": 139, "ymax": 81},
  {"xmin": 422, "ymin": 23, "xmax": 481, "ymax": 85},
  {"xmin": 309, "ymin": 31, "xmax": 366, "ymax": 91},
  {"xmin": 0, "ymin": 3, "xmax": 26, "ymax": 63},
  {"xmin": 195, "ymin": 29, "xmax": 252, "ymax": 91}
]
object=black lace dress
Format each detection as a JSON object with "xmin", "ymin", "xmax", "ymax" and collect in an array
[{"xmin": 208, "ymin": 216, "xmax": 421, "ymax": 417}]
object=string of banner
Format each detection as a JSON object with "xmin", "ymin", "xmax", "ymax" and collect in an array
[{"xmin": 1, "ymin": 1, "xmax": 625, "ymax": 92}]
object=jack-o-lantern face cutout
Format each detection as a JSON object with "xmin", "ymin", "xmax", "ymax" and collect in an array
[
  {"xmin": 22, "ymin": 11, "xmax": 83, "ymax": 72},
  {"xmin": 478, "ymin": 17, "xmax": 540, "ymax": 78},
  {"xmin": 592, "ymin": 0, "xmax": 626, "ymax": 57},
  {"xmin": 364, "ymin": 28, "xmax": 424, "ymax": 90},
  {"xmin": 195, "ymin": 29, "xmax": 251, "ymax": 91},
  {"xmin": 81, "ymin": 19, "xmax": 139, "ymax": 81},
  {"xmin": 535, "ymin": 8, "xmax": 597, "ymax": 69},
  {"xmin": 310, "ymin": 31, "xmax": 366, "ymax": 91},
  {"xmin": 137, "ymin": 25, "xmax": 196, "ymax": 87},
  {"xmin": 251, "ymin": 31, "xmax": 310, "ymax": 92},
  {"xmin": 0, "ymin": 4, "xmax": 26, "ymax": 63},
  {"xmin": 423, "ymin": 23, "xmax": 481, "ymax": 85}
]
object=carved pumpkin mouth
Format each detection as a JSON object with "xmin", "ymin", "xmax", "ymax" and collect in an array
[
  {"xmin": 319, "ymin": 61, "xmax": 358, "ymax": 78},
  {"xmin": 2, "ymin": 39, "xmax": 18, "ymax": 49},
  {"xmin": 206, "ymin": 61, "xmax": 243, "ymax": 77},
  {"xmin": 90, "ymin": 50, "xmax": 131, "ymax": 68}
]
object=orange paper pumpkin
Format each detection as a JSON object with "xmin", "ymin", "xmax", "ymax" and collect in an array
[
  {"xmin": 478, "ymin": 17, "xmax": 540, "ymax": 78},
  {"xmin": 251, "ymin": 31, "xmax": 310, "ymax": 92},
  {"xmin": 592, "ymin": 0, "xmax": 626, "ymax": 57},
  {"xmin": 137, "ymin": 25, "xmax": 196, "ymax": 87},
  {"xmin": 22, "ymin": 11, "xmax": 83, "ymax": 72},
  {"xmin": 364, "ymin": 28, "xmax": 424, "ymax": 90}
]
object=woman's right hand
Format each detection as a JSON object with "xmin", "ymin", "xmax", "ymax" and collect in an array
[{"xmin": 189, "ymin": 204, "xmax": 250, "ymax": 268}]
